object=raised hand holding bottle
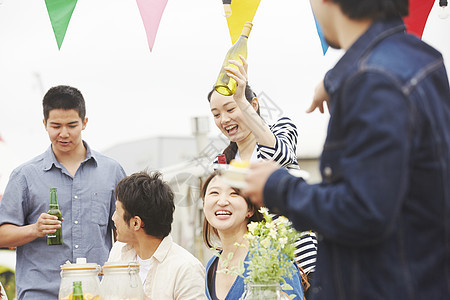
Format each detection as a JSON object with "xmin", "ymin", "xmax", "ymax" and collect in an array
[{"xmin": 215, "ymin": 22, "xmax": 253, "ymax": 96}]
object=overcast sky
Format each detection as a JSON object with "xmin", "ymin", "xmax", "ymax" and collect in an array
[{"xmin": 0, "ymin": 0, "xmax": 449, "ymax": 166}]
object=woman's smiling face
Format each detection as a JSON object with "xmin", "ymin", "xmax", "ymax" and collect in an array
[
  {"xmin": 203, "ymin": 175, "xmax": 251, "ymax": 235},
  {"xmin": 209, "ymin": 91, "xmax": 252, "ymax": 143}
]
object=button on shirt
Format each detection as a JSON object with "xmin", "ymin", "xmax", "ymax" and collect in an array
[{"xmin": 0, "ymin": 142, "xmax": 126, "ymax": 299}]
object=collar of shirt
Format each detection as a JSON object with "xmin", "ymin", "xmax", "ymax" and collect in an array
[
  {"xmin": 324, "ymin": 17, "xmax": 405, "ymax": 96},
  {"xmin": 120, "ymin": 235, "xmax": 174, "ymax": 263},
  {"xmin": 42, "ymin": 140, "xmax": 98, "ymax": 172},
  {"xmin": 235, "ymin": 145, "xmax": 258, "ymax": 162}
]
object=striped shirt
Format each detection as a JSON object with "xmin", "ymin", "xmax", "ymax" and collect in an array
[
  {"xmin": 214, "ymin": 117, "xmax": 300, "ymax": 169},
  {"xmin": 294, "ymin": 231, "xmax": 318, "ymax": 274}
]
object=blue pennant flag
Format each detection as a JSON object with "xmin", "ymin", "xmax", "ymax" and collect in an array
[{"xmin": 313, "ymin": 15, "xmax": 328, "ymax": 55}]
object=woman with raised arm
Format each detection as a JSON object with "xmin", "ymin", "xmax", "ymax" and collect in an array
[
  {"xmin": 208, "ymin": 56, "xmax": 317, "ymax": 290},
  {"xmin": 209, "ymin": 56, "xmax": 298, "ymax": 168}
]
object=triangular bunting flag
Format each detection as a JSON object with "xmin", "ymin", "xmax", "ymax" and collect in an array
[
  {"xmin": 403, "ymin": 0, "xmax": 434, "ymax": 38},
  {"xmin": 44, "ymin": 0, "xmax": 78, "ymax": 50},
  {"xmin": 313, "ymin": 15, "xmax": 328, "ymax": 55},
  {"xmin": 136, "ymin": 0, "xmax": 168, "ymax": 52},
  {"xmin": 226, "ymin": 0, "xmax": 261, "ymax": 44}
]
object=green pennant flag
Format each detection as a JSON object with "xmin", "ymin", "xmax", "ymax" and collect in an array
[{"xmin": 45, "ymin": 0, "xmax": 78, "ymax": 49}]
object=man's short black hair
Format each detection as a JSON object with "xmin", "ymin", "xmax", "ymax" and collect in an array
[
  {"xmin": 115, "ymin": 171, "xmax": 175, "ymax": 239},
  {"xmin": 42, "ymin": 85, "xmax": 86, "ymax": 122},
  {"xmin": 332, "ymin": 0, "xmax": 409, "ymax": 20}
]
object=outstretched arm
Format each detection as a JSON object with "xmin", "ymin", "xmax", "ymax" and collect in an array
[{"xmin": 246, "ymin": 74, "xmax": 412, "ymax": 246}]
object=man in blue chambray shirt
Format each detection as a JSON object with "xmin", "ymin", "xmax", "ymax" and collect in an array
[
  {"xmin": 243, "ymin": 0, "xmax": 450, "ymax": 300},
  {"xmin": 0, "ymin": 85, "xmax": 126, "ymax": 299}
]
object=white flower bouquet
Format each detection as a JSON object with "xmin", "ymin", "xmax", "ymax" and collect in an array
[
  {"xmin": 215, "ymin": 207, "xmax": 302, "ymax": 299},
  {"xmin": 244, "ymin": 207, "xmax": 301, "ymax": 287}
]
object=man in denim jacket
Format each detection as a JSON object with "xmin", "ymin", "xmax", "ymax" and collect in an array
[{"xmin": 242, "ymin": 0, "xmax": 450, "ymax": 299}]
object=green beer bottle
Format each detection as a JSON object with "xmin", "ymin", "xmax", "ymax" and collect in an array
[
  {"xmin": 72, "ymin": 281, "xmax": 84, "ymax": 300},
  {"xmin": 47, "ymin": 187, "xmax": 62, "ymax": 245}
]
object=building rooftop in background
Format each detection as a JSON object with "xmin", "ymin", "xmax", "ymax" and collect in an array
[{"xmin": 102, "ymin": 135, "xmax": 229, "ymax": 175}]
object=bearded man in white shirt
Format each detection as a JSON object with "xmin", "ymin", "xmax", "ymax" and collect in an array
[{"xmin": 108, "ymin": 171, "xmax": 207, "ymax": 300}]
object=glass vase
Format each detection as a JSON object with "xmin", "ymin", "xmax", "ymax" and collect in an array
[{"xmin": 240, "ymin": 282, "xmax": 291, "ymax": 300}]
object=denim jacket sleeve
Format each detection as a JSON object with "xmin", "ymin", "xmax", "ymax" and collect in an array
[{"xmin": 264, "ymin": 71, "xmax": 412, "ymax": 246}]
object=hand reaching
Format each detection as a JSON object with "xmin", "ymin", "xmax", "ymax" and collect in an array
[
  {"xmin": 242, "ymin": 160, "xmax": 281, "ymax": 208},
  {"xmin": 307, "ymin": 79, "xmax": 329, "ymax": 114}
]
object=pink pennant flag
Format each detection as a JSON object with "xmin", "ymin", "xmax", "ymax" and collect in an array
[{"xmin": 136, "ymin": 0, "xmax": 168, "ymax": 52}]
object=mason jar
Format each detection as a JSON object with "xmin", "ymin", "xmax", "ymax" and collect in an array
[
  {"xmin": 240, "ymin": 282, "xmax": 291, "ymax": 300},
  {"xmin": 59, "ymin": 259, "xmax": 101, "ymax": 300},
  {"xmin": 100, "ymin": 262, "xmax": 144, "ymax": 300}
]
